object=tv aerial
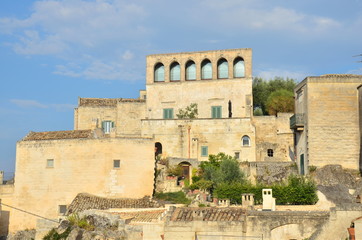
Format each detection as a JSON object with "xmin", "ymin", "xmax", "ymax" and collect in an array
[{"xmin": 353, "ymin": 54, "xmax": 362, "ymax": 63}]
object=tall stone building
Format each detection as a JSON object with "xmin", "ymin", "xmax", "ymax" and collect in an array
[
  {"xmin": 290, "ymin": 74, "xmax": 362, "ymax": 174},
  {"xmin": 1, "ymin": 48, "xmax": 294, "ymax": 233}
]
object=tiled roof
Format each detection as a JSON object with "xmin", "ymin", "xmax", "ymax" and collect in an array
[
  {"xmin": 115, "ymin": 209, "xmax": 166, "ymax": 223},
  {"xmin": 66, "ymin": 193, "xmax": 163, "ymax": 214},
  {"xmin": 23, "ymin": 130, "xmax": 93, "ymax": 141},
  {"xmin": 171, "ymin": 207, "xmax": 246, "ymax": 222},
  {"xmin": 78, "ymin": 98, "xmax": 145, "ymax": 107},
  {"xmin": 79, "ymin": 98, "xmax": 119, "ymax": 107}
]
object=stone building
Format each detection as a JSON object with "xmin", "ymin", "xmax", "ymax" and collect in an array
[
  {"xmin": 0, "ymin": 48, "xmax": 294, "ymax": 234},
  {"xmin": 290, "ymin": 74, "xmax": 362, "ymax": 174}
]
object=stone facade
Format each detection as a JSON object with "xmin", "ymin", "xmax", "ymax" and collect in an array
[
  {"xmin": 0, "ymin": 48, "xmax": 294, "ymax": 235},
  {"xmin": 291, "ymin": 74, "xmax": 362, "ymax": 174}
]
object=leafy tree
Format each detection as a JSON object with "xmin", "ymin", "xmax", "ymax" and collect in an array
[
  {"xmin": 266, "ymin": 89, "xmax": 294, "ymax": 115},
  {"xmin": 176, "ymin": 103, "xmax": 198, "ymax": 119},
  {"xmin": 252, "ymin": 77, "xmax": 296, "ymax": 115}
]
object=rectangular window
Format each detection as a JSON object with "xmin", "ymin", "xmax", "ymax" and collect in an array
[
  {"xmin": 59, "ymin": 205, "xmax": 67, "ymax": 215},
  {"xmin": 113, "ymin": 160, "xmax": 120, "ymax": 168},
  {"xmin": 46, "ymin": 159, "xmax": 54, "ymax": 168},
  {"xmin": 201, "ymin": 146, "xmax": 208, "ymax": 157},
  {"xmin": 163, "ymin": 108, "xmax": 174, "ymax": 119},
  {"xmin": 102, "ymin": 121, "xmax": 114, "ymax": 134},
  {"xmin": 234, "ymin": 152, "xmax": 240, "ymax": 159},
  {"xmin": 211, "ymin": 106, "xmax": 222, "ymax": 118}
]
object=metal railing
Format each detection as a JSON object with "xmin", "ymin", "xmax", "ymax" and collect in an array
[{"xmin": 290, "ymin": 114, "xmax": 304, "ymax": 129}]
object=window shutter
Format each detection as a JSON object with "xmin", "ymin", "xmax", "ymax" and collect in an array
[{"xmin": 111, "ymin": 121, "xmax": 115, "ymax": 128}]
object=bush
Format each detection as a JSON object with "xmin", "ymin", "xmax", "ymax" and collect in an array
[
  {"xmin": 154, "ymin": 191, "xmax": 191, "ymax": 204},
  {"xmin": 166, "ymin": 165, "xmax": 183, "ymax": 177},
  {"xmin": 43, "ymin": 227, "xmax": 71, "ymax": 240},
  {"xmin": 214, "ymin": 175, "xmax": 318, "ymax": 205}
]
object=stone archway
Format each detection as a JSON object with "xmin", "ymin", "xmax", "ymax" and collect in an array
[
  {"xmin": 178, "ymin": 161, "xmax": 192, "ymax": 182},
  {"xmin": 155, "ymin": 142, "xmax": 162, "ymax": 159}
]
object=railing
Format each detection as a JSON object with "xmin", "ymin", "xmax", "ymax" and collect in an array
[{"xmin": 290, "ymin": 114, "xmax": 305, "ymax": 130}]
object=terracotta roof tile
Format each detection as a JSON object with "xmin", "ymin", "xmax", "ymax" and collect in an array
[
  {"xmin": 66, "ymin": 193, "xmax": 163, "ymax": 214},
  {"xmin": 171, "ymin": 207, "xmax": 245, "ymax": 222},
  {"xmin": 116, "ymin": 210, "xmax": 166, "ymax": 223},
  {"xmin": 78, "ymin": 98, "xmax": 145, "ymax": 107},
  {"xmin": 23, "ymin": 130, "xmax": 93, "ymax": 141}
]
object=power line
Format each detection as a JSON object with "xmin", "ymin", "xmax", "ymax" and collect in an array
[{"xmin": 0, "ymin": 202, "xmax": 59, "ymax": 223}]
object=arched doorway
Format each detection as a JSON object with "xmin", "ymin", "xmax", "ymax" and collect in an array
[
  {"xmin": 178, "ymin": 161, "xmax": 191, "ymax": 182},
  {"xmin": 155, "ymin": 142, "xmax": 162, "ymax": 159}
]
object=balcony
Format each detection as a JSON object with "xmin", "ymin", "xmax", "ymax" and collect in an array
[{"xmin": 290, "ymin": 114, "xmax": 304, "ymax": 130}]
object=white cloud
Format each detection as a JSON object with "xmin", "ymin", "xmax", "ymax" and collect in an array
[
  {"xmin": 10, "ymin": 99, "xmax": 75, "ymax": 111},
  {"xmin": 10, "ymin": 99, "xmax": 48, "ymax": 109},
  {"xmin": 0, "ymin": 0, "xmax": 149, "ymax": 81},
  {"xmin": 197, "ymin": 0, "xmax": 341, "ymax": 35},
  {"xmin": 254, "ymin": 69, "xmax": 310, "ymax": 82}
]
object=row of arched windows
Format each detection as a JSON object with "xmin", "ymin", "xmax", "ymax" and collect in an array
[{"xmin": 154, "ymin": 57, "xmax": 245, "ymax": 82}]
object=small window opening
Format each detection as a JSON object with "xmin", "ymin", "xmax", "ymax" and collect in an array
[
  {"xmin": 267, "ymin": 149, "xmax": 274, "ymax": 157},
  {"xmin": 59, "ymin": 205, "xmax": 67, "ymax": 215},
  {"xmin": 46, "ymin": 159, "xmax": 54, "ymax": 168},
  {"xmin": 234, "ymin": 152, "xmax": 240, "ymax": 159},
  {"xmin": 228, "ymin": 100, "xmax": 232, "ymax": 118},
  {"xmin": 113, "ymin": 160, "xmax": 120, "ymax": 168}
]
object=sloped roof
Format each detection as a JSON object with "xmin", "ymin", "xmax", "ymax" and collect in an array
[
  {"xmin": 171, "ymin": 207, "xmax": 246, "ymax": 222},
  {"xmin": 78, "ymin": 98, "xmax": 145, "ymax": 107},
  {"xmin": 116, "ymin": 209, "xmax": 166, "ymax": 223},
  {"xmin": 66, "ymin": 193, "xmax": 163, "ymax": 215},
  {"xmin": 23, "ymin": 130, "xmax": 93, "ymax": 141},
  {"xmin": 79, "ymin": 98, "xmax": 119, "ymax": 107}
]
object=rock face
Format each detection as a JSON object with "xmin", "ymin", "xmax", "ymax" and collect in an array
[
  {"xmin": 314, "ymin": 165, "xmax": 361, "ymax": 205},
  {"xmin": 6, "ymin": 229, "xmax": 36, "ymax": 240}
]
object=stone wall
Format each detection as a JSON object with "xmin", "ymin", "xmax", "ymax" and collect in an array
[
  {"xmin": 8, "ymin": 136, "xmax": 154, "ymax": 232},
  {"xmin": 253, "ymin": 113, "xmax": 294, "ymax": 162}
]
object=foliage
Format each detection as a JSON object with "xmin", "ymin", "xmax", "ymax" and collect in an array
[
  {"xmin": 253, "ymin": 107, "xmax": 263, "ymax": 116},
  {"xmin": 43, "ymin": 227, "xmax": 71, "ymax": 240},
  {"xmin": 154, "ymin": 191, "xmax": 191, "ymax": 204},
  {"xmin": 189, "ymin": 179, "xmax": 214, "ymax": 191},
  {"xmin": 252, "ymin": 77, "xmax": 296, "ymax": 115},
  {"xmin": 214, "ymin": 175, "xmax": 318, "ymax": 205},
  {"xmin": 67, "ymin": 213, "xmax": 94, "ymax": 231},
  {"xmin": 266, "ymin": 89, "xmax": 294, "ymax": 115},
  {"xmin": 176, "ymin": 103, "xmax": 198, "ymax": 119},
  {"xmin": 166, "ymin": 165, "xmax": 183, "ymax": 177},
  {"xmin": 308, "ymin": 165, "xmax": 317, "ymax": 173}
]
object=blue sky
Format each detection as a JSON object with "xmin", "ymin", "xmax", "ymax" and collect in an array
[{"xmin": 0, "ymin": 0, "xmax": 361, "ymax": 174}]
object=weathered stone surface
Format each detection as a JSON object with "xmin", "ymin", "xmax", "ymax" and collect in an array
[
  {"xmin": 314, "ymin": 165, "xmax": 356, "ymax": 188},
  {"xmin": 6, "ymin": 229, "xmax": 36, "ymax": 240}
]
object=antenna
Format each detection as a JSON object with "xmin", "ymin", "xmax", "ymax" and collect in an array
[{"xmin": 353, "ymin": 54, "xmax": 362, "ymax": 63}]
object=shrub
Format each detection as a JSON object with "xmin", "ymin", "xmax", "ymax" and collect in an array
[
  {"xmin": 166, "ymin": 165, "xmax": 183, "ymax": 177},
  {"xmin": 43, "ymin": 227, "xmax": 71, "ymax": 240},
  {"xmin": 154, "ymin": 191, "xmax": 191, "ymax": 204}
]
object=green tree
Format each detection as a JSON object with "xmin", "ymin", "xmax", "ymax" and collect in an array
[
  {"xmin": 266, "ymin": 89, "xmax": 294, "ymax": 115},
  {"xmin": 252, "ymin": 77, "xmax": 296, "ymax": 115},
  {"xmin": 176, "ymin": 103, "xmax": 198, "ymax": 119}
]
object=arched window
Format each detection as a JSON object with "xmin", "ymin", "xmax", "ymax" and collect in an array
[
  {"xmin": 185, "ymin": 60, "xmax": 196, "ymax": 80},
  {"xmin": 170, "ymin": 62, "xmax": 180, "ymax": 81},
  {"xmin": 154, "ymin": 63, "xmax": 164, "ymax": 82},
  {"xmin": 242, "ymin": 135, "xmax": 250, "ymax": 146},
  {"xmin": 233, "ymin": 57, "xmax": 245, "ymax": 78},
  {"xmin": 217, "ymin": 58, "xmax": 228, "ymax": 79},
  {"xmin": 201, "ymin": 59, "xmax": 212, "ymax": 79}
]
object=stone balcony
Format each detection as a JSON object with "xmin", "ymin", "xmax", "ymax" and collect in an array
[{"xmin": 290, "ymin": 113, "xmax": 304, "ymax": 131}]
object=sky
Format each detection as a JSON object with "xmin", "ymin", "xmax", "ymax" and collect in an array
[{"xmin": 0, "ymin": 0, "xmax": 361, "ymax": 175}]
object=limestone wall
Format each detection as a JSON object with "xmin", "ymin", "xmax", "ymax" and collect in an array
[
  {"xmin": 145, "ymin": 49, "xmax": 253, "ymax": 119},
  {"xmin": 253, "ymin": 113, "xmax": 294, "ymax": 162},
  {"xmin": 142, "ymin": 118, "xmax": 256, "ymax": 162},
  {"xmin": 116, "ymin": 101, "xmax": 146, "ymax": 136},
  {"xmin": 9, "ymin": 137, "xmax": 154, "ymax": 232},
  {"xmin": 74, "ymin": 105, "xmax": 117, "ymax": 130}
]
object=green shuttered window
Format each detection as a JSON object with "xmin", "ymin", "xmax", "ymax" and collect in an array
[
  {"xmin": 163, "ymin": 108, "xmax": 174, "ymax": 119},
  {"xmin": 201, "ymin": 146, "xmax": 208, "ymax": 157},
  {"xmin": 211, "ymin": 106, "xmax": 222, "ymax": 118}
]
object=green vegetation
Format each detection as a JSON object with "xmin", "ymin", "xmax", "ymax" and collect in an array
[
  {"xmin": 266, "ymin": 89, "xmax": 294, "ymax": 116},
  {"xmin": 252, "ymin": 77, "xmax": 296, "ymax": 115},
  {"xmin": 67, "ymin": 213, "xmax": 94, "ymax": 231},
  {"xmin": 154, "ymin": 191, "xmax": 191, "ymax": 204},
  {"xmin": 43, "ymin": 227, "xmax": 72, "ymax": 240},
  {"xmin": 176, "ymin": 103, "xmax": 198, "ymax": 119},
  {"xmin": 166, "ymin": 165, "xmax": 183, "ymax": 177},
  {"xmin": 190, "ymin": 153, "xmax": 318, "ymax": 205}
]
